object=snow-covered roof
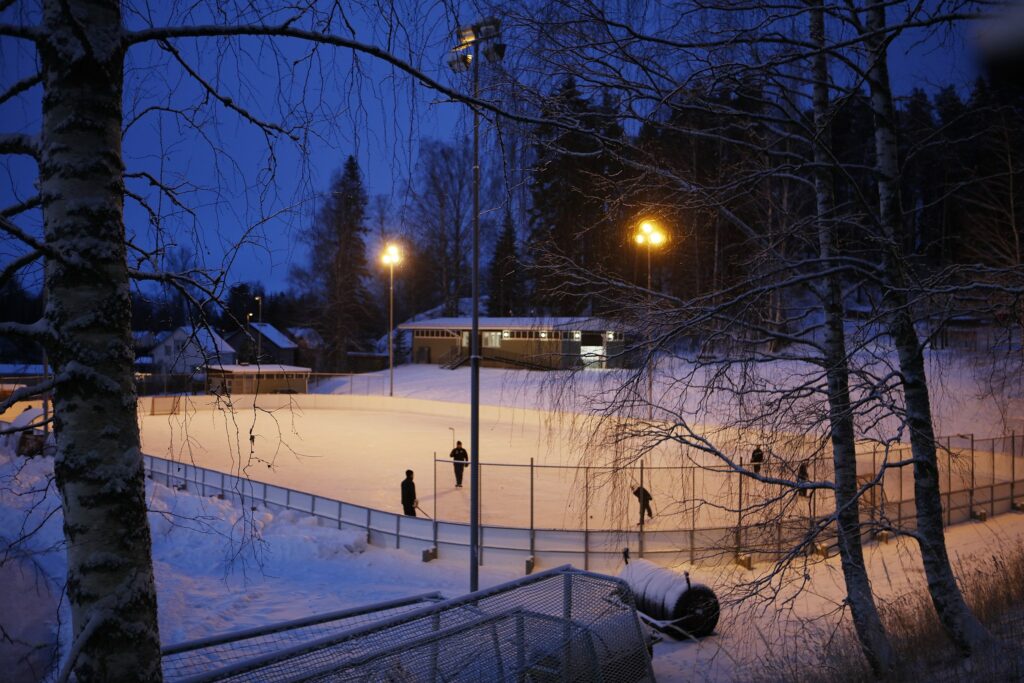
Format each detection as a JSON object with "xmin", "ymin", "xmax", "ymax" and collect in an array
[
  {"xmin": 0, "ymin": 364, "xmax": 45, "ymax": 375},
  {"xmin": 251, "ymin": 322, "xmax": 298, "ymax": 349},
  {"xmin": 204, "ymin": 364, "xmax": 311, "ymax": 374},
  {"xmin": 177, "ymin": 326, "xmax": 235, "ymax": 354},
  {"xmin": 287, "ymin": 327, "xmax": 324, "ymax": 348},
  {"xmin": 398, "ymin": 316, "xmax": 620, "ymax": 332}
]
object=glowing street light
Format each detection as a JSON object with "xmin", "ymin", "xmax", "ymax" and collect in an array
[
  {"xmin": 633, "ymin": 220, "xmax": 667, "ymax": 291},
  {"xmin": 381, "ymin": 243, "xmax": 402, "ymax": 397},
  {"xmin": 633, "ymin": 219, "xmax": 668, "ymax": 418}
]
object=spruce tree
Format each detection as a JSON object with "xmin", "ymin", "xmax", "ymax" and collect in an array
[
  {"xmin": 488, "ymin": 210, "xmax": 523, "ymax": 316},
  {"xmin": 294, "ymin": 155, "xmax": 376, "ymax": 369}
]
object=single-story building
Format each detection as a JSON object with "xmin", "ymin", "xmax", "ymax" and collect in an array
[
  {"xmin": 204, "ymin": 364, "xmax": 312, "ymax": 395},
  {"xmin": 398, "ymin": 317, "xmax": 630, "ymax": 370}
]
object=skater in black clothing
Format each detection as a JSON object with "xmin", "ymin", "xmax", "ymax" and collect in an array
[
  {"xmin": 797, "ymin": 462, "xmax": 811, "ymax": 498},
  {"xmin": 751, "ymin": 446, "xmax": 764, "ymax": 474},
  {"xmin": 450, "ymin": 440, "xmax": 469, "ymax": 487},
  {"xmin": 401, "ymin": 470, "xmax": 417, "ymax": 516},
  {"xmin": 633, "ymin": 486, "xmax": 654, "ymax": 525}
]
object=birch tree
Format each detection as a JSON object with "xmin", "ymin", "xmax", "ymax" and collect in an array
[{"xmin": 0, "ymin": 1, "xmax": 538, "ymax": 677}]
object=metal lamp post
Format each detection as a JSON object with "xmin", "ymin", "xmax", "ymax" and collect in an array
[
  {"xmin": 381, "ymin": 243, "xmax": 402, "ymax": 397},
  {"xmin": 254, "ymin": 295, "xmax": 263, "ymax": 361},
  {"xmin": 448, "ymin": 16, "xmax": 505, "ymax": 592},
  {"xmin": 633, "ymin": 220, "xmax": 666, "ymax": 418}
]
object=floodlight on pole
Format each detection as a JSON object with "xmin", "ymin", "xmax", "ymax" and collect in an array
[
  {"xmin": 381, "ymin": 243, "xmax": 402, "ymax": 397},
  {"xmin": 448, "ymin": 15, "xmax": 506, "ymax": 593},
  {"xmin": 633, "ymin": 219, "xmax": 667, "ymax": 418},
  {"xmin": 254, "ymin": 296, "xmax": 263, "ymax": 361}
]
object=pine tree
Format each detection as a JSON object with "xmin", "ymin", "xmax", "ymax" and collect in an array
[
  {"xmin": 487, "ymin": 210, "xmax": 523, "ymax": 316},
  {"xmin": 294, "ymin": 155, "xmax": 376, "ymax": 370}
]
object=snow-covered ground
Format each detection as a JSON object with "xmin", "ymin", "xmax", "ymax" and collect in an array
[
  {"xmin": 3, "ymin": 445, "xmax": 1024, "ymax": 682},
  {"xmin": 2, "ymin": 354, "xmax": 1022, "ymax": 681}
]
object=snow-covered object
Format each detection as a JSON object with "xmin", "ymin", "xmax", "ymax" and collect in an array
[
  {"xmin": 251, "ymin": 322, "xmax": 298, "ymax": 349},
  {"xmin": 619, "ymin": 559, "xmax": 719, "ymax": 638}
]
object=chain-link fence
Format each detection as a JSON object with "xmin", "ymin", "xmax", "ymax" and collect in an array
[
  {"xmin": 145, "ymin": 429, "xmax": 1023, "ymax": 574},
  {"xmin": 161, "ymin": 566, "xmax": 654, "ymax": 683}
]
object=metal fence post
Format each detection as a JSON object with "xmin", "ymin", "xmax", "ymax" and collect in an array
[
  {"xmin": 584, "ymin": 466, "xmax": 590, "ymax": 571},
  {"xmin": 433, "ymin": 452, "xmax": 439, "ymax": 553},
  {"xmin": 1013, "ymin": 432, "xmax": 1017, "ymax": 502},
  {"xmin": 946, "ymin": 440, "xmax": 952, "ymax": 527},
  {"xmin": 969, "ymin": 434, "xmax": 976, "ymax": 513},
  {"xmin": 529, "ymin": 458, "xmax": 535, "ymax": 566},
  {"xmin": 396, "ymin": 514, "xmax": 401, "ymax": 549},
  {"xmin": 991, "ymin": 438, "xmax": 996, "ymax": 517},
  {"xmin": 898, "ymin": 459, "xmax": 903, "ymax": 528},
  {"xmin": 639, "ymin": 461, "xmax": 645, "ymax": 558},
  {"xmin": 736, "ymin": 459, "xmax": 744, "ymax": 557},
  {"xmin": 691, "ymin": 470, "xmax": 697, "ymax": 564}
]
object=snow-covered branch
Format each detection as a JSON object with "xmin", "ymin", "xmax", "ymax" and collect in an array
[{"xmin": 0, "ymin": 132, "xmax": 39, "ymax": 159}]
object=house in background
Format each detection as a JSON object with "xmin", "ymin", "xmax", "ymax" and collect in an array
[
  {"xmin": 225, "ymin": 322, "xmax": 297, "ymax": 365},
  {"xmin": 398, "ymin": 317, "xmax": 630, "ymax": 370},
  {"xmin": 287, "ymin": 327, "xmax": 325, "ymax": 371},
  {"xmin": 151, "ymin": 326, "xmax": 236, "ymax": 374},
  {"xmin": 204, "ymin": 364, "xmax": 311, "ymax": 395}
]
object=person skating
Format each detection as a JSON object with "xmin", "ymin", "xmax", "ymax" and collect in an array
[
  {"xmin": 797, "ymin": 462, "xmax": 811, "ymax": 498},
  {"xmin": 751, "ymin": 446, "xmax": 764, "ymax": 474},
  {"xmin": 450, "ymin": 440, "xmax": 469, "ymax": 487},
  {"xmin": 633, "ymin": 485, "xmax": 654, "ymax": 525},
  {"xmin": 401, "ymin": 470, "xmax": 417, "ymax": 516}
]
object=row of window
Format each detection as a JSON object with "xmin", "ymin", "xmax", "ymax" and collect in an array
[{"xmin": 413, "ymin": 329, "xmax": 622, "ymax": 341}]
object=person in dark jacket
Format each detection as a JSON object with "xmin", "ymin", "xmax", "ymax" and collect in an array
[
  {"xmin": 751, "ymin": 446, "xmax": 764, "ymax": 474},
  {"xmin": 633, "ymin": 486, "xmax": 654, "ymax": 525},
  {"xmin": 401, "ymin": 470, "xmax": 417, "ymax": 516},
  {"xmin": 797, "ymin": 462, "xmax": 811, "ymax": 498},
  {"xmin": 450, "ymin": 440, "xmax": 469, "ymax": 487}
]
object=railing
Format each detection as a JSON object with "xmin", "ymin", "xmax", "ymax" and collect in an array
[{"xmin": 144, "ymin": 429, "xmax": 1023, "ymax": 575}]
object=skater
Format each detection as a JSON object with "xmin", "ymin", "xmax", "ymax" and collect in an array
[
  {"xmin": 633, "ymin": 485, "xmax": 654, "ymax": 525},
  {"xmin": 450, "ymin": 440, "xmax": 469, "ymax": 487},
  {"xmin": 797, "ymin": 462, "xmax": 811, "ymax": 498},
  {"xmin": 401, "ymin": 470, "xmax": 417, "ymax": 516},
  {"xmin": 751, "ymin": 446, "xmax": 764, "ymax": 474}
]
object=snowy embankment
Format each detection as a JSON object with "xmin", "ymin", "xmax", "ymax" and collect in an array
[{"xmin": 0, "ymin": 449, "xmax": 518, "ymax": 681}]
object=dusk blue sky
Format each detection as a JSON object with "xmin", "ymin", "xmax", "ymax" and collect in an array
[{"xmin": 0, "ymin": 4, "xmax": 981, "ymax": 297}]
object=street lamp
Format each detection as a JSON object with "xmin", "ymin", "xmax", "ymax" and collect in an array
[
  {"xmin": 254, "ymin": 295, "xmax": 263, "ymax": 361},
  {"xmin": 633, "ymin": 220, "xmax": 667, "ymax": 418},
  {"xmin": 381, "ymin": 243, "xmax": 402, "ymax": 397},
  {"xmin": 448, "ymin": 15, "xmax": 505, "ymax": 592}
]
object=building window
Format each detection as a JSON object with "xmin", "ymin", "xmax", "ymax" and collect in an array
[
  {"xmin": 482, "ymin": 331, "xmax": 502, "ymax": 348},
  {"xmin": 502, "ymin": 330, "xmax": 510, "ymax": 339}
]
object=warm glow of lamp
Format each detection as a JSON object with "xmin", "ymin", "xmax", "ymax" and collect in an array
[{"xmin": 381, "ymin": 243, "xmax": 402, "ymax": 265}]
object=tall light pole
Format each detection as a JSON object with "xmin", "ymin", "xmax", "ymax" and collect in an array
[
  {"xmin": 448, "ymin": 16, "xmax": 505, "ymax": 592},
  {"xmin": 634, "ymin": 219, "xmax": 667, "ymax": 418},
  {"xmin": 254, "ymin": 295, "xmax": 263, "ymax": 361},
  {"xmin": 381, "ymin": 243, "xmax": 402, "ymax": 397}
]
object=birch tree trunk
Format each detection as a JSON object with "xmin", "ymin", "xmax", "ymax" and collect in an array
[
  {"xmin": 811, "ymin": 3, "xmax": 894, "ymax": 673},
  {"xmin": 41, "ymin": 0, "xmax": 162, "ymax": 678},
  {"xmin": 862, "ymin": 0, "xmax": 991, "ymax": 656}
]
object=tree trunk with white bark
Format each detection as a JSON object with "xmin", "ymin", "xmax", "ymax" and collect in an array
[
  {"xmin": 41, "ymin": 0, "xmax": 162, "ymax": 679},
  {"xmin": 811, "ymin": 3, "xmax": 894, "ymax": 674},
  {"xmin": 862, "ymin": 0, "xmax": 991, "ymax": 657}
]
